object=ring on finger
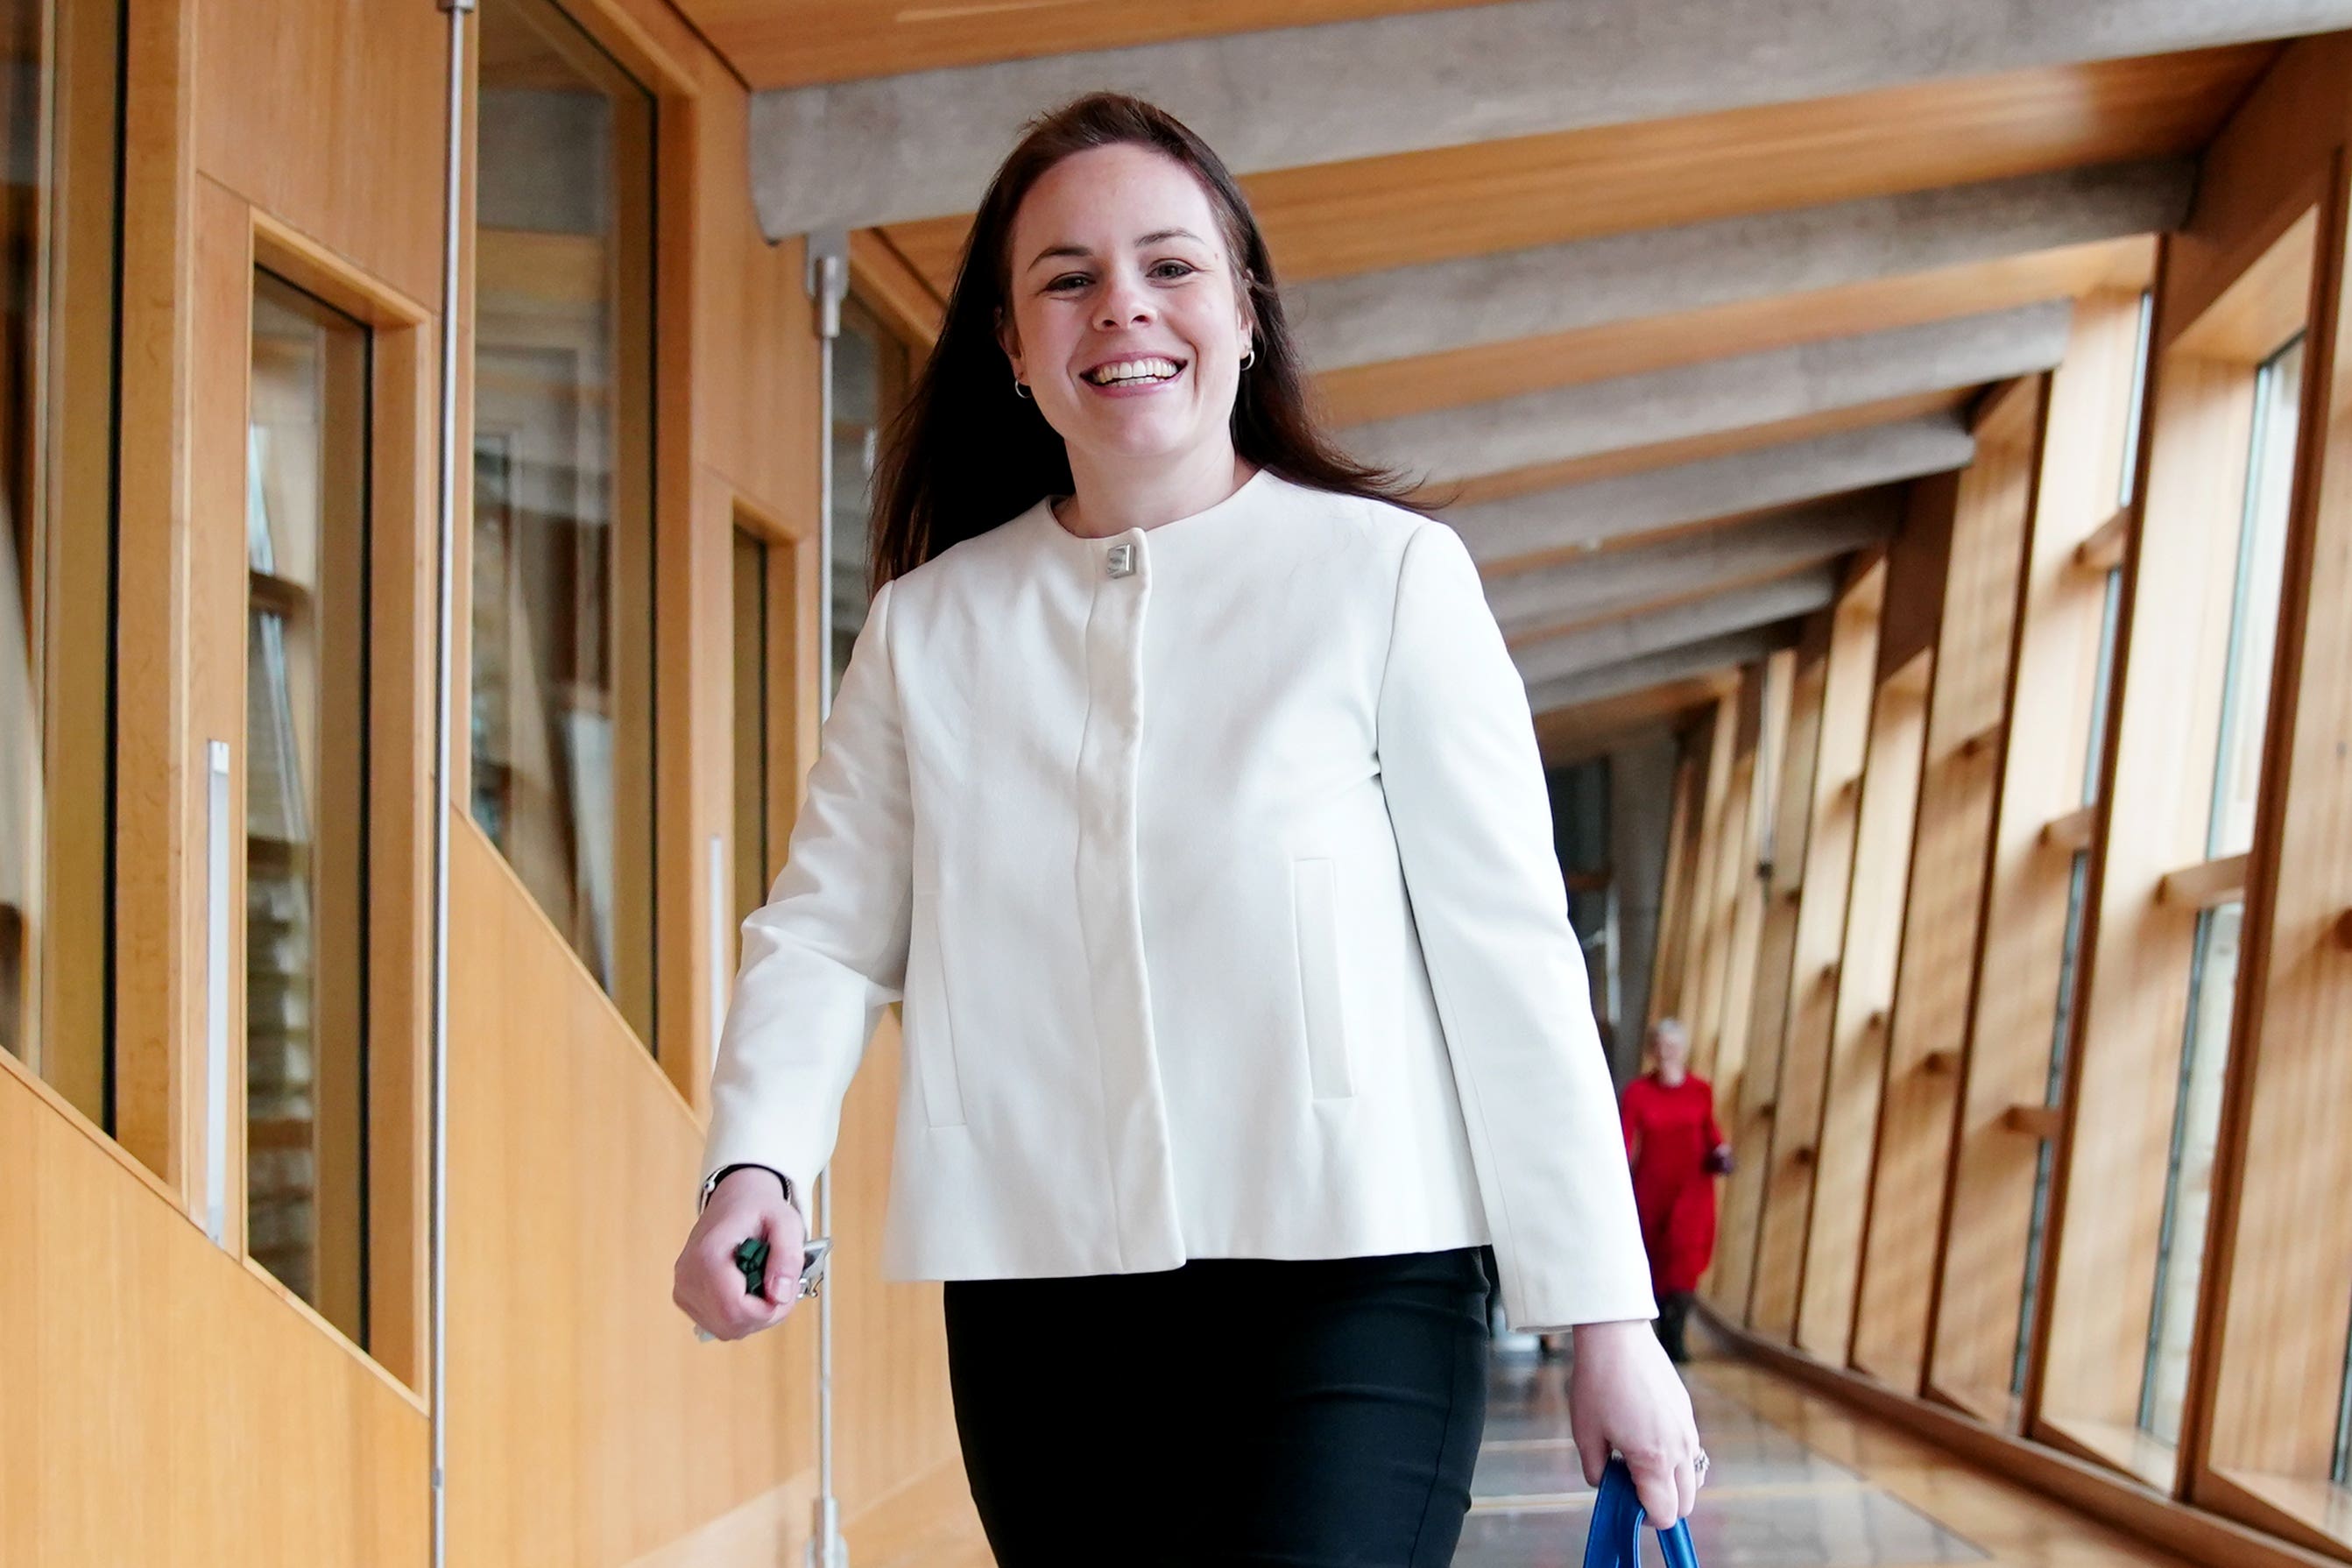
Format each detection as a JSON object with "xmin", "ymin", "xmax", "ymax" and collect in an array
[{"xmin": 1693, "ymin": 1450, "xmax": 1710, "ymax": 1480}]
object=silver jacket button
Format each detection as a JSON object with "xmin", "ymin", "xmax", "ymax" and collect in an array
[{"xmin": 1106, "ymin": 541, "xmax": 1135, "ymax": 578}]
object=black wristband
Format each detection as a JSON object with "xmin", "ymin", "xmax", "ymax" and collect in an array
[{"xmin": 700, "ymin": 1162, "xmax": 795, "ymax": 1212}]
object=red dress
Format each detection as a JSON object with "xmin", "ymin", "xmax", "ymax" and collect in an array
[{"xmin": 1620, "ymin": 1072, "xmax": 1723, "ymax": 1295}]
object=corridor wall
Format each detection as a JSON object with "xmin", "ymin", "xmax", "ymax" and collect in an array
[
  {"xmin": 1666, "ymin": 35, "xmax": 2352, "ymax": 1568},
  {"xmin": 2, "ymin": 0, "xmax": 969, "ymax": 1561}
]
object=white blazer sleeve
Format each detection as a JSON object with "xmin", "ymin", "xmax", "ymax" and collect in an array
[
  {"xmin": 1376, "ymin": 522, "xmax": 1657, "ymax": 1331},
  {"xmin": 699, "ymin": 577, "xmax": 914, "ymax": 1212}
]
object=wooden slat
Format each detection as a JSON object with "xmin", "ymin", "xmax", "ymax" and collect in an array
[
  {"xmin": 1671, "ymin": 697, "xmax": 1740, "ymax": 1041},
  {"xmin": 1688, "ymin": 673, "xmax": 1763, "ymax": 1082},
  {"xmin": 882, "ymin": 48, "xmax": 2272, "ymax": 290},
  {"xmin": 1318, "ymin": 237, "xmax": 2152, "ymax": 427},
  {"xmin": 2035, "ymin": 281, "xmax": 2293, "ymax": 1454},
  {"xmin": 2002, "ymin": 1104, "xmax": 2066, "ymax": 1140},
  {"xmin": 1749, "ymin": 559, "xmax": 1885, "ymax": 1341},
  {"xmin": 1798, "ymin": 637, "xmax": 1933, "ymax": 1365},
  {"xmin": 1710, "ymin": 617, "xmax": 1830, "ymax": 1321},
  {"xmin": 2158, "ymin": 851, "xmax": 2253, "ymax": 909},
  {"xmin": 1925, "ymin": 292, "xmax": 2148, "ymax": 1430},
  {"xmin": 2075, "ymin": 507, "xmax": 2132, "ymax": 572},
  {"xmin": 2194, "ymin": 81, "xmax": 2352, "ymax": 1523},
  {"xmin": 1706, "ymin": 650, "xmax": 1796, "ymax": 1126},
  {"xmin": 2176, "ymin": 208, "xmax": 2320, "ymax": 364},
  {"xmin": 1645, "ymin": 749, "xmax": 1706, "ymax": 1039},
  {"xmin": 1851, "ymin": 376, "xmax": 2045, "ymax": 1393},
  {"xmin": 2042, "ymin": 805, "xmax": 2097, "ymax": 852},
  {"xmin": 678, "ymin": 0, "xmax": 1503, "ymax": 90}
]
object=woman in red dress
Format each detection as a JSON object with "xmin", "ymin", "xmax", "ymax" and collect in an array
[{"xmin": 1621, "ymin": 1018, "xmax": 1731, "ymax": 1362}]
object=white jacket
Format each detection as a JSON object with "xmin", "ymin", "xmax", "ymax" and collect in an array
[{"xmin": 700, "ymin": 468, "xmax": 1655, "ymax": 1330}]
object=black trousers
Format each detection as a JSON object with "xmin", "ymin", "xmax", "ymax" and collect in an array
[{"xmin": 943, "ymin": 1247, "xmax": 1491, "ymax": 1567}]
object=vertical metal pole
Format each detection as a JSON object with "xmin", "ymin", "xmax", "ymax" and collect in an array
[
  {"xmin": 430, "ymin": 4, "xmax": 474, "ymax": 1566},
  {"xmin": 804, "ymin": 226, "xmax": 850, "ymax": 1568}
]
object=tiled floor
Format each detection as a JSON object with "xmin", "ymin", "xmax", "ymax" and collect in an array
[
  {"xmin": 1459, "ymin": 1324, "xmax": 2197, "ymax": 1568},
  {"xmin": 884, "ymin": 1320, "xmax": 2205, "ymax": 1566}
]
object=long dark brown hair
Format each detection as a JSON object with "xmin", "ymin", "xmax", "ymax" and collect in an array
[{"xmin": 866, "ymin": 92, "xmax": 1422, "ymax": 593}]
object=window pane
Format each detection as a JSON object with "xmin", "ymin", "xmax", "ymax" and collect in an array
[
  {"xmin": 829, "ymin": 298, "xmax": 907, "ymax": 690},
  {"xmin": 2, "ymin": 0, "xmax": 118, "ymax": 1126},
  {"xmin": 731, "ymin": 526, "xmax": 770, "ymax": 950},
  {"xmin": 246, "ymin": 272, "xmax": 371, "ymax": 1345},
  {"xmin": 0, "ymin": 0, "xmax": 46, "ymax": 1070},
  {"xmin": 471, "ymin": 0, "xmax": 658, "ymax": 1043},
  {"xmin": 2207, "ymin": 335, "xmax": 2305, "ymax": 859},
  {"xmin": 2141, "ymin": 900, "xmax": 2243, "ymax": 1443}
]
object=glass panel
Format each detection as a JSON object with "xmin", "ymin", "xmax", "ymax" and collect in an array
[
  {"xmin": 1, "ymin": 0, "xmax": 119, "ymax": 1126},
  {"xmin": 0, "ymin": 0, "xmax": 48, "ymax": 1070},
  {"xmin": 2335, "ymin": 1296, "xmax": 2352, "ymax": 1485},
  {"xmin": 2015, "ymin": 848, "xmax": 2091, "ymax": 1394},
  {"xmin": 2141, "ymin": 900, "xmax": 2243, "ymax": 1443},
  {"xmin": 731, "ymin": 526, "xmax": 770, "ymax": 948},
  {"xmin": 829, "ymin": 297, "xmax": 908, "ymax": 691},
  {"xmin": 246, "ymin": 271, "xmax": 371, "ymax": 1345},
  {"xmin": 2131, "ymin": 325, "xmax": 2306, "ymax": 1444},
  {"xmin": 471, "ymin": 0, "xmax": 658, "ymax": 1043},
  {"xmin": 2207, "ymin": 334, "xmax": 2305, "ymax": 859}
]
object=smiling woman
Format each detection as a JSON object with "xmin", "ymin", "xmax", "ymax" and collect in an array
[
  {"xmin": 682, "ymin": 90, "xmax": 1706, "ymax": 1566},
  {"xmin": 862, "ymin": 92, "xmax": 1418, "ymax": 590}
]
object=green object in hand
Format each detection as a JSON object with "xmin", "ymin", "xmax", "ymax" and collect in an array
[{"xmin": 733, "ymin": 1237, "xmax": 770, "ymax": 1298}]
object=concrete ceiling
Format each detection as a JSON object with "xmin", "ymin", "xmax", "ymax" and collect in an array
[
  {"xmin": 740, "ymin": 1, "xmax": 2340, "ymax": 237},
  {"xmin": 1345, "ymin": 302, "xmax": 2073, "ymax": 485},
  {"xmin": 1288, "ymin": 162, "xmax": 2191, "ymax": 372},
  {"xmin": 1445, "ymin": 415, "xmax": 1969, "ymax": 568},
  {"xmin": 680, "ymin": 5, "xmax": 2339, "ymax": 737}
]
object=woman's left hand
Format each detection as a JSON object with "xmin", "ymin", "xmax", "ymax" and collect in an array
[{"xmin": 1569, "ymin": 1318, "xmax": 1705, "ymax": 1526}]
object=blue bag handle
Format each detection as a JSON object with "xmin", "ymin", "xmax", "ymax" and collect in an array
[{"xmin": 1581, "ymin": 1455, "xmax": 1700, "ymax": 1568}]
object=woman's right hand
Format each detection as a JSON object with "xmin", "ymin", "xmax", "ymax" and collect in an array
[{"xmin": 674, "ymin": 1169, "xmax": 809, "ymax": 1340}]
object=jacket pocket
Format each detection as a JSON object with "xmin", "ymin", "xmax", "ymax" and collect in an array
[
  {"xmin": 1290, "ymin": 858, "xmax": 1355, "ymax": 1100},
  {"xmin": 907, "ymin": 888, "xmax": 969, "ymax": 1128}
]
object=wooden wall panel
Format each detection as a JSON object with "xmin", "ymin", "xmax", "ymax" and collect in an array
[
  {"xmin": 1687, "ymin": 680, "xmax": 1759, "ymax": 1081},
  {"xmin": 1925, "ymin": 293, "xmax": 2146, "ymax": 1426},
  {"xmin": 2036, "ymin": 302, "xmax": 2287, "ymax": 1474},
  {"xmin": 1647, "ymin": 738, "xmax": 1706, "ymax": 1035},
  {"xmin": 1851, "ymin": 381, "xmax": 2044, "ymax": 1393},
  {"xmin": 1, "ymin": 1054, "xmax": 431, "ymax": 1567},
  {"xmin": 1710, "ymin": 619, "xmax": 1829, "ymax": 1320},
  {"xmin": 1796, "ymin": 640, "xmax": 1932, "ymax": 1366},
  {"xmin": 447, "ymin": 823, "xmax": 822, "ymax": 1564},
  {"xmin": 2186, "ymin": 53, "xmax": 2352, "ymax": 1555},
  {"xmin": 191, "ymin": 0, "xmax": 448, "ymax": 311},
  {"xmin": 1748, "ymin": 560, "xmax": 1885, "ymax": 1341},
  {"xmin": 1706, "ymin": 653, "xmax": 1795, "ymax": 1127}
]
